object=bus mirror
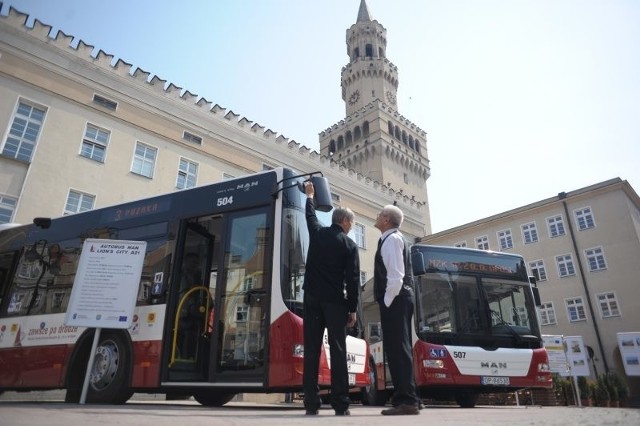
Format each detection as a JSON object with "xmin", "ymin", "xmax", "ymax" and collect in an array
[
  {"xmin": 531, "ymin": 286, "xmax": 542, "ymax": 307},
  {"xmin": 411, "ymin": 251, "xmax": 426, "ymax": 276},
  {"xmin": 309, "ymin": 176, "xmax": 333, "ymax": 212}
]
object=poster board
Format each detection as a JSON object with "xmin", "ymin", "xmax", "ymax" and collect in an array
[
  {"xmin": 563, "ymin": 335, "xmax": 591, "ymax": 376},
  {"xmin": 542, "ymin": 335, "xmax": 569, "ymax": 375},
  {"xmin": 617, "ymin": 332, "xmax": 640, "ymax": 376},
  {"xmin": 65, "ymin": 239, "xmax": 146, "ymax": 329}
]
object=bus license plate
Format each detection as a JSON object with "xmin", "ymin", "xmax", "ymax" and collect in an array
[
  {"xmin": 481, "ymin": 376, "xmax": 509, "ymax": 386},
  {"xmin": 348, "ymin": 373, "xmax": 356, "ymax": 386}
]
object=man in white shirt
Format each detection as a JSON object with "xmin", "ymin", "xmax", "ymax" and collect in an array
[{"xmin": 373, "ymin": 204, "xmax": 420, "ymax": 415}]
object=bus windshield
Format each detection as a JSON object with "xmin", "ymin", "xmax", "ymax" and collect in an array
[
  {"xmin": 415, "ymin": 270, "xmax": 541, "ymax": 348},
  {"xmin": 279, "ymin": 180, "xmax": 332, "ymax": 315}
]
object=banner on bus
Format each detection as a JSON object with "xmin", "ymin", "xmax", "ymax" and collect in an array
[
  {"xmin": 617, "ymin": 332, "xmax": 640, "ymax": 376},
  {"xmin": 65, "ymin": 239, "xmax": 146, "ymax": 329}
]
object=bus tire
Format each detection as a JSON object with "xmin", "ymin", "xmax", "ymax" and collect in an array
[
  {"xmin": 362, "ymin": 357, "xmax": 387, "ymax": 406},
  {"xmin": 193, "ymin": 391, "xmax": 235, "ymax": 407},
  {"xmin": 65, "ymin": 330, "xmax": 133, "ymax": 404},
  {"xmin": 455, "ymin": 391, "xmax": 479, "ymax": 408}
]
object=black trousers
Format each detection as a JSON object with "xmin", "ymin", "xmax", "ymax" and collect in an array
[
  {"xmin": 379, "ymin": 293, "xmax": 419, "ymax": 406},
  {"xmin": 303, "ymin": 293, "xmax": 350, "ymax": 412}
]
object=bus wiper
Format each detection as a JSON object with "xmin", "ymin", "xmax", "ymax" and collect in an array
[{"xmin": 490, "ymin": 310, "xmax": 522, "ymax": 343}]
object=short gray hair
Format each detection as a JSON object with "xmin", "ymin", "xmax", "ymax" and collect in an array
[
  {"xmin": 332, "ymin": 207, "xmax": 354, "ymax": 225},
  {"xmin": 381, "ymin": 204, "xmax": 403, "ymax": 228}
]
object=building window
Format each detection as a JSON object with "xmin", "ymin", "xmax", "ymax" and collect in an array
[
  {"xmin": 0, "ymin": 195, "xmax": 17, "ymax": 224},
  {"xmin": 131, "ymin": 142, "xmax": 157, "ymax": 178},
  {"xmin": 538, "ymin": 302, "xmax": 556, "ymax": 326},
  {"xmin": 64, "ymin": 190, "xmax": 95, "ymax": 215},
  {"xmin": 529, "ymin": 260, "xmax": 547, "ymax": 282},
  {"xmin": 262, "ymin": 164, "xmax": 274, "ymax": 171},
  {"xmin": 331, "ymin": 192, "xmax": 341, "ymax": 202},
  {"xmin": 403, "ymin": 173, "xmax": 409, "ymax": 184},
  {"xmin": 597, "ymin": 292, "xmax": 620, "ymax": 318},
  {"xmin": 497, "ymin": 229, "xmax": 513, "ymax": 250},
  {"xmin": 176, "ymin": 158, "xmax": 198, "ymax": 190},
  {"xmin": 585, "ymin": 247, "xmax": 607, "ymax": 271},
  {"xmin": 547, "ymin": 215, "xmax": 566, "ymax": 238},
  {"xmin": 575, "ymin": 207, "xmax": 595, "ymax": 231},
  {"xmin": 92, "ymin": 94, "xmax": 117, "ymax": 110},
  {"xmin": 476, "ymin": 235, "xmax": 489, "ymax": 250},
  {"xmin": 454, "ymin": 241, "xmax": 467, "ymax": 248},
  {"xmin": 236, "ymin": 305, "xmax": 248, "ymax": 322},
  {"xmin": 80, "ymin": 124, "xmax": 110, "ymax": 162},
  {"xmin": 360, "ymin": 271, "xmax": 367, "ymax": 287},
  {"xmin": 2, "ymin": 101, "xmax": 46, "ymax": 162},
  {"xmin": 565, "ymin": 297, "xmax": 587, "ymax": 322},
  {"xmin": 556, "ymin": 254, "xmax": 576, "ymax": 278},
  {"xmin": 351, "ymin": 223, "xmax": 366, "ymax": 249},
  {"xmin": 183, "ymin": 131, "xmax": 202, "ymax": 145},
  {"xmin": 522, "ymin": 222, "xmax": 539, "ymax": 244}
]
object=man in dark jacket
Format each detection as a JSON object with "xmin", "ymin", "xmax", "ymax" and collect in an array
[{"xmin": 302, "ymin": 181, "xmax": 360, "ymax": 416}]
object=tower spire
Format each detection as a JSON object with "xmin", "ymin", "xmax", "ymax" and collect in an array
[{"xmin": 356, "ymin": 0, "xmax": 373, "ymax": 23}]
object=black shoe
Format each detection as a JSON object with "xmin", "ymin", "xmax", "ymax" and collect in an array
[
  {"xmin": 335, "ymin": 409, "xmax": 350, "ymax": 416},
  {"xmin": 305, "ymin": 409, "xmax": 319, "ymax": 415},
  {"xmin": 381, "ymin": 404, "xmax": 420, "ymax": 415}
]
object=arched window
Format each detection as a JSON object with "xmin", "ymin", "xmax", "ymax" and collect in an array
[
  {"xmin": 378, "ymin": 47, "xmax": 384, "ymax": 58},
  {"xmin": 329, "ymin": 140, "xmax": 336, "ymax": 155},
  {"xmin": 353, "ymin": 47, "xmax": 360, "ymax": 59},
  {"xmin": 337, "ymin": 135, "xmax": 345, "ymax": 151},
  {"xmin": 363, "ymin": 121, "xmax": 370, "ymax": 137},
  {"xmin": 402, "ymin": 131, "xmax": 408, "ymax": 145},
  {"xmin": 365, "ymin": 44, "xmax": 373, "ymax": 58},
  {"xmin": 354, "ymin": 126, "xmax": 362, "ymax": 141},
  {"xmin": 415, "ymin": 139, "xmax": 421, "ymax": 153},
  {"xmin": 394, "ymin": 125, "xmax": 401, "ymax": 140},
  {"xmin": 346, "ymin": 131, "xmax": 353, "ymax": 147},
  {"xmin": 387, "ymin": 121, "xmax": 394, "ymax": 135},
  {"xmin": 409, "ymin": 136, "xmax": 414, "ymax": 150}
]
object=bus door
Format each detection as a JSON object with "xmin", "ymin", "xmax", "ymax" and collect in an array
[
  {"xmin": 168, "ymin": 222, "xmax": 215, "ymax": 381},
  {"xmin": 210, "ymin": 208, "xmax": 270, "ymax": 385}
]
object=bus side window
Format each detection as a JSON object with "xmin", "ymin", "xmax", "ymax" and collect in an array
[{"xmin": 0, "ymin": 252, "xmax": 18, "ymax": 313}]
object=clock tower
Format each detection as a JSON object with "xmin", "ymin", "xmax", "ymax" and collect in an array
[{"xmin": 319, "ymin": 0, "xmax": 430, "ymax": 224}]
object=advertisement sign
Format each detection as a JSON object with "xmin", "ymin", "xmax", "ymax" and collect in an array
[
  {"xmin": 564, "ymin": 335, "xmax": 591, "ymax": 376},
  {"xmin": 617, "ymin": 332, "xmax": 640, "ymax": 376},
  {"xmin": 65, "ymin": 239, "xmax": 146, "ymax": 329},
  {"xmin": 542, "ymin": 335, "xmax": 569, "ymax": 375}
]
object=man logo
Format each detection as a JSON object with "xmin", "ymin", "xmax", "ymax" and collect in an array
[{"xmin": 481, "ymin": 362, "xmax": 507, "ymax": 375}]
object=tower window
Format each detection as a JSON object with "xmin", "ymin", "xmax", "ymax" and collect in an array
[
  {"xmin": 365, "ymin": 44, "xmax": 373, "ymax": 57},
  {"xmin": 353, "ymin": 47, "xmax": 360, "ymax": 58}
]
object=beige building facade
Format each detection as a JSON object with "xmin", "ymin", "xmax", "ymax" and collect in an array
[
  {"xmin": 0, "ymin": 2, "xmax": 430, "ymax": 291},
  {"xmin": 422, "ymin": 178, "xmax": 640, "ymax": 402}
]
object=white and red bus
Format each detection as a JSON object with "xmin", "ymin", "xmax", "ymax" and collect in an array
[
  {"xmin": 362, "ymin": 245, "xmax": 552, "ymax": 408},
  {"xmin": 0, "ymin": 167, "xmax": 369, "ymax": 404}
]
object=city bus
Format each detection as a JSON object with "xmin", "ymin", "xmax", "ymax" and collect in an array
[
  {"xmin": 361, "ymin": 244, "xmax": 552, "ymax": 408},
  {"xmin": 0, "ymin": 167, "xmax": 369, "ymax": 404}
]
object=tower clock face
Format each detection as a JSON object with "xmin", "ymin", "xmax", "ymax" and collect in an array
[
  {"xmin": 348, "ymin": 90, "xmax": 360, "ymax": 105},
  {"xmin": 386, "ymin": 90, "xmax": 396, "ymax": 105}
]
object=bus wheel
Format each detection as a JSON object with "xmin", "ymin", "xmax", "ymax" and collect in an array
[
  {"xmin": 193, "ymin": 392, "xmax": 235, "ymax": 407},
  {"xmin": 362, "ymin": 357, "xmax": 387, "ymax": 406},
  {"xmin": 85, "ymin": 331, "xmax": 133, "ymax": 404},
  {"xmin": 455, "ymin": 391, "xmax": 479, "ymax": 408}
]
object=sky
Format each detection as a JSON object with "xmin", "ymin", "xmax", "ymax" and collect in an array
[{"xmin": 2, "ymin": 0, "xmax": 639, "ymax": 233}]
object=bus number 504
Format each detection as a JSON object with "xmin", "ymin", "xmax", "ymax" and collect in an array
[{"xmin": 217, "ymin": 196, "xmax": 233, "ymax": 206}]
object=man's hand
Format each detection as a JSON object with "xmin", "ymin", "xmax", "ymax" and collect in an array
[
  {"xmin": 346, "ymin": 312, "xmax": 357, "ymax": 328},
  {"xmin": 304, "ymin": 181, "xmax": 315, "ymax": 198}
]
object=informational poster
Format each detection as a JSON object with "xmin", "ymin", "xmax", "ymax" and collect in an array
[
  {"xmin": 542, "ymin": 335, "xmax": 569, "ymax": 375},
  {"xmin": 564, "ymin": 335, "xmax": 591, "ymax": 376},
  {"xmin": 617, "ymin": 332, "xmax": 640, "ymax": 376},
  {"xmin": 65, "ymin": 239, "xmax": 146, "ymax": 329}
]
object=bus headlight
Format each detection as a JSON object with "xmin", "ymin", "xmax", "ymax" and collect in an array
[
  {"xmin": 292, "ymin": 344, "xmax": 304, "ymax": 358},
  {"xmin": 537, "ymin": 362, "xmax": 550, "ymax": 372},
  {"xmin": 423, "ymin": 359, "xmax": 444, "ymax": 369}
]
